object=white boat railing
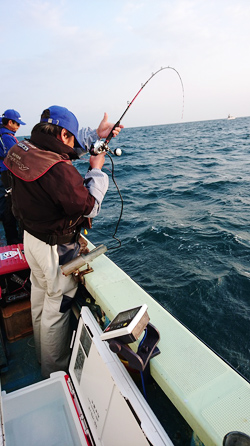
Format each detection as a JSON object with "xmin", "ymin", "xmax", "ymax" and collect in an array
[{"xmin": 81, "ymin": 239, "xmax": 250, "ymax": 446}]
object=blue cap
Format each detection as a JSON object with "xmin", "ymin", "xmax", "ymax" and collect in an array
[
  {"xmin": 40, "ymin": 105, "xmax": 83, "ymax": 149},
  {"xmin": 2, "ymin": 109, "xmax": 26, "ymax": 125}
]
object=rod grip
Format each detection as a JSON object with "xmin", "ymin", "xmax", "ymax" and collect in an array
[{"xmin": 105, "ymin": 120, "xmax": 121, "ymax": 144}]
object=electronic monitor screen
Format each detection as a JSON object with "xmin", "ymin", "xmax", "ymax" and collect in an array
[{"xmin": 100, "ymin": 304, "xmax": 148, "ymax": 341}]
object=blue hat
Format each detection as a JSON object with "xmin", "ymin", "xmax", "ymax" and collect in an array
[
  {"xmin": 40, "ymin": 105, "xmax": 83, "ymax": 149},
  {"xmin": 2, "ymin": 109, "xmax": 26, "ymax": 125}
]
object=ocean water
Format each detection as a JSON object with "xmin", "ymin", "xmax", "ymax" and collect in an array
[
  {"xmin": 1, "ymin": 117, "xmax": 249, "ymax": 383},
  {"xmin": 78, "ymin": 116, "xmax": 250, "ymax": 382}
]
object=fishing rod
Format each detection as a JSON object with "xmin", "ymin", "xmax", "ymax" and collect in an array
[
  {"xmin": 90, "ymin": 66, "xmax": 185, "ymax": 250},
  {"xmin": 90, "ymin": 66, "xmax": 184, "ymax": 156},
  {"xmin": 62, "ymin": 67, "xmax": 185, "ymax": 276}
]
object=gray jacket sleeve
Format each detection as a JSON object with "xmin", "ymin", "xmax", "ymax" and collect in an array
[
  {"xmin": 78, "ymin": 127, "xmax": 99, "ymax": 152},
  {"xmin": 84, "ymin": 168, "xmax": 109, "ymax": 217}
]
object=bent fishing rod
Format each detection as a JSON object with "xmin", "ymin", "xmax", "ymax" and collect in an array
[
  {"xmin": 61, "ymin": 67, "xmax": 185, "ymax": 276},
  {"xmin": 90, "ymin": 66, "xmax": 185, "ymax": 250},
  {"xmin": 90, "ymin": 66, "xmax": 184, "ymax": 156}
]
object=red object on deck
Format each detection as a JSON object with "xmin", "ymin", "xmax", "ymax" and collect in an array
[{"xmin": 0, "ymin": 244, "xmax": 29, "ymax": 276}]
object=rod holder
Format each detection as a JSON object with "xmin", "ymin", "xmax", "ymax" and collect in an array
[
  {"xmin": 108, "ymin": 322, "xmax": 160, "ymax": 372},
  {"xmin": 61, "ymin": 244, "xmax": 107, "ymax": 276}
]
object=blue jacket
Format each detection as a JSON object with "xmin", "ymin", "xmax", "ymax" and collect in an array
[{"xmin": 0, "ymin": 125, "xmax": 18, "ymax": 172}]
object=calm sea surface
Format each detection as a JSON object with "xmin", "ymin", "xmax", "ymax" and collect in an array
[{"xmin": 2, "ymin": 117, "xmax": 250, "ymax": 381}]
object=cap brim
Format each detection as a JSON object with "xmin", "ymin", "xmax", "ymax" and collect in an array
[
  {"xmin": 18, "ymin": 120, "xmax": 26, "ymax": 125},
  {"xmin": 74, "ymin": 136, "xmax": 84, "ymax": 150},
  {"xmin": 73, "ymin": 136, "xmax": 87, "ymax": 158}
]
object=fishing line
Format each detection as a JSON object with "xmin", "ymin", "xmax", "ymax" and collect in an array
[
  {"xmin": 104, "ymin": 66, "xmax": 185, "ymax": 145},
  {"xmin": 93, "ymin": 66, "xmax": 185, "ymax": 250},
  {"xmin": 106, "ymin": 152, "xmax": 123, "ymax": 250}
]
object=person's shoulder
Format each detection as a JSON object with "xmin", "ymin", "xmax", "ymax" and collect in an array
[
  {"xmin": 1, "ymin": 128, "xmax": 15, "ymax": 139},
  {"xmin": 55, "ymin": 159, "xmax": 82, "ymax": 176},
  {"xmin": 50, "ymin": 158, "xmax": 79, "ymax": 174},
  {"xmin": 45, "ymin": 159, "xmax": 83, "ymax": 190},
  {"xmin": 0, "ymin": 126, "xmax": 9, "ymax": 133}
]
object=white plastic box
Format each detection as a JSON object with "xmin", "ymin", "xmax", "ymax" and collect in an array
[
  {"xmin": 1, "ymin": 307, "xmax": 173, "ymax": 446},
  {"xmin": 1, "ymin": 372, "xmax": 88, "ymax": 446}
]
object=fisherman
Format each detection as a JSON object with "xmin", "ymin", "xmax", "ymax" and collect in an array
[
  {"xmin": 4, "ymin": 106, "xmax": 123, "ymax": 378},
  {"xmin": 0, "ymin": 109, "xmax": 26, "ymax": 244}
]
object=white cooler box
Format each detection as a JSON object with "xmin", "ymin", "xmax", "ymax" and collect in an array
[{"xmin": 0, "ymin": 307, "xmax": 173, "ymax": 446}]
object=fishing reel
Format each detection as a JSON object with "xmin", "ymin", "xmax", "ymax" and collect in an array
[
  {"xmin": 89, "ymin": 140, "xmax": 122, "ymax": 157},
  {"xmin": 89, "ymin": 137, "xmax": 123, "ymax": 251}
]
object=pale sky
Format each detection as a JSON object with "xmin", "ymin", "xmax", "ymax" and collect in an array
[{"xmin": 1, "ymin": 0, "xmax": 250, "ymax": 134}]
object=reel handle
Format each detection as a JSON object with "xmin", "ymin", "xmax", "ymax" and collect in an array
[{"xmin": 89, "ymin": 140, "xmax": 122, "ymax": 156}]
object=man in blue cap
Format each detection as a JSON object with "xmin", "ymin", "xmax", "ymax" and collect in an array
[
  {"xmin": 0, "ymin": 109, "xmax": 26, "ymax": 244},
  {"xmin": 4, "ymin": 105, "xmax": 123, "ymax": 378}
]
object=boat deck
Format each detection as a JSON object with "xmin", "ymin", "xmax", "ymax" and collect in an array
[
  {"xmin": 1, "ymin": 238, "xmax": 249, "ymax": 446},
  {"xmin": 81, "ymin": 240, "xmax": 250, "ymax": 446},
  {"xmin": 0, "ymin": 335, "xmax": 43, "ymax": 393},
  {"xmin": 0, "ymin": 308, "xmax": 192, "ymax": 446}
]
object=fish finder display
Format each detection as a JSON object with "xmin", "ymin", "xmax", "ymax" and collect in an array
[
  {"xmin": 104, "ymin": 306, "xmax": 142, "ymax": 333},
  {"xmin": 101, "ymin": 304, "xmax": 149, "ymax": 342}
]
